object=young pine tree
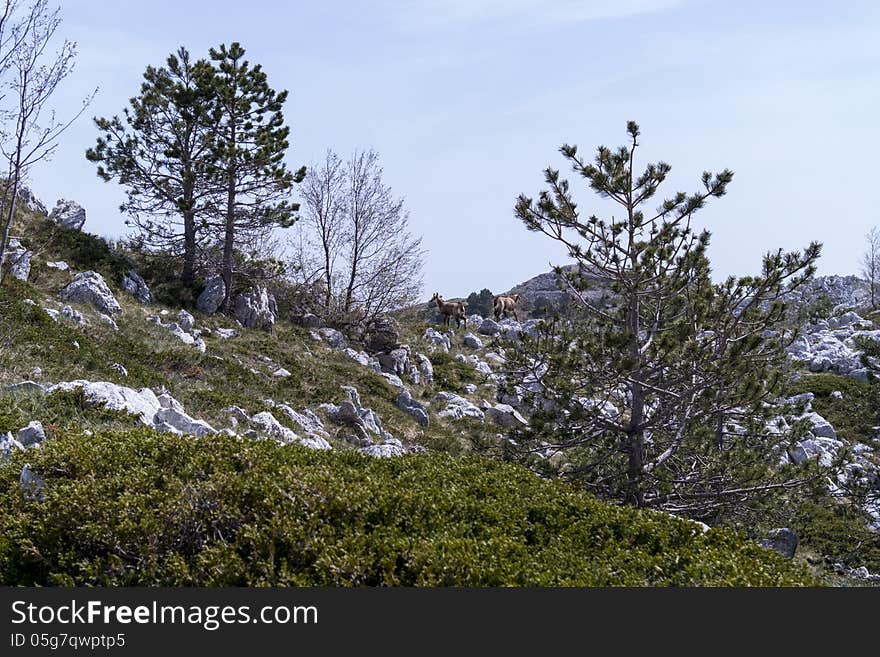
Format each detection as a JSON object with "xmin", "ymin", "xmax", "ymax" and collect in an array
[
  {"xmin": 505, "ymin": 121, "xmax": 823, "ymax": 518},
  {"xmin": 203, "ymin": 42, "xmax": 305, "ymax": 309},
  {"xmin": 86, "ymin": 47, "xmax": 215, "ymax": 290}
]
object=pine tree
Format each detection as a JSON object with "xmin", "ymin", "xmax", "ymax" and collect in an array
[
  {"xmin": 203, "ymin": 42, "xmax": 305, "ymax": 309},
  {"xmin": 505, "ymin": 122, "xmax": 823, "ymax": 517},
  {"xmin": 86, "ymin": 47, "xmax": 215, "ymax": 290},
  {"xmin": 466, "ymin": 288, "xmax": 495, "ymax": 318}
]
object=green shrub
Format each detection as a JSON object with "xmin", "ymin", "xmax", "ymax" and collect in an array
[
  {"xmin": 0, "ymin": 429, "xmax": 814, "ymax": 586},
  {"xmin": 429, "ymin": 352, "xmax": 483, "ymax": 391},
  {"xmin": 786, "ymin": 373, "xmax": 880, "ymax": 441}
]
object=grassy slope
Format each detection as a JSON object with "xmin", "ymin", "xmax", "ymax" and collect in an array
[{"xmin": 0, "ymin": 211, "xmax": 822, "ymax": 585}]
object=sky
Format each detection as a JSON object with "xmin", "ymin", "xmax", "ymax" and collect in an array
[{"xmin": 20, "ymin": 0, "xmax": 880, "ymax": 299}]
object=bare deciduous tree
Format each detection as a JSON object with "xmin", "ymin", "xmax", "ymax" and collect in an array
[
  {"xmin": 861, "ymin": 226, "xmax": 880, "ymax": 309},
  {"xmin": 0, "ymin": 0, "xmax": 93, "ymax": 283},
  {"xmin": 293, "ymin": 148, "xmax": 424, "ymax": 325}
]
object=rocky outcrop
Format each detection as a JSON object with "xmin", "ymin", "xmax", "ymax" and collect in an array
[
  {"xmin": 360, "ymin": 438, "xmax": 407, "ymax": 458},
  {"xmin": 60, "ymin": 271, "xmax": 122, "ymax": 315},
  {"xmin": 45, "ymin": 380, "xmax": 213, "ymax": 436},
  {"xmin": 322, "ymin": 386, "xmax": 395, "ymax": 446},
  {"xmin": 250, "ymin": 410, "xmax": 330, "ymax": 450},
  {"xmin": 415, "ymin": 353, "xmax": 434, "ymax": 386},
  {"xmin": 3, "ymin": 237, "xmax": 31, "ymax": 281},
  {"xmin": 197, "ymin": 276, "xmax": 225, "ymax": 314},
  {"xmin": 17, "ymin": 185, "xmax": 48, "ymax": 215},
  {"xmin": 49, "ymin": 199, "xmax": 86, "ymax": 230},
  {"xmin": 786, "ymin": 311, "xmax": 875, "ymax": 381},
  {"xmin": 121, "ymin": 269, "xmax": 152, "ymax": 304},
  {"xmin": 477, "ymin": 318, "xmax": 501, "ymax": 336},
  {"xmin": 234, "ymin": 287, "xmax": 276, "ymax": 331}
]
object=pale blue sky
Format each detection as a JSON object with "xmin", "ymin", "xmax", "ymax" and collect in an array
[{"xmin": 25, "ymin": 0, "xmax": 880, "ymax": 298}]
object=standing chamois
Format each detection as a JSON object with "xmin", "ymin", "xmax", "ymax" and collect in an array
[
  {"xmin": 432, "ymin": 292, "xmax": 468, "ymax": 328},
  {"xmin": 493, "ymin": 293, "xmax": 520, "ymax": 321}
]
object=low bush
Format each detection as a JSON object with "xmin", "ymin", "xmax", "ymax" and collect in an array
[{"xmin": 0, "ymin": 429, "xmax": 813, "ymax": 586}]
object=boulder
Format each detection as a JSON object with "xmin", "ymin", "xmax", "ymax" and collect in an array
[
  {"xmin": 197, "ymin": 275, "xmax": 226, "ymax": 314},
  {"xmin": 415, "ymin": 353, "xmax": 434, "ymax": 386},
  {"xmin": 463, "ymin": 332, "xmax": 483, "ymax": 350},
  {"xmin": 378, "ymin": 347, "xmax": 410, "ymax": 377},
  {"xmin": 364, "ymin": 316, "xmax": 400, "ymax": 353},
  {"xmin": 121, "ymin": 269, "xmax": 152, "ymax": 304},
  {"xmin": 301, "ymin": 313, "xmax": 321, "ymax": 328},
  {"xmin": 760, "ymin": 528, "xmax": 799, "ymax": 559},
  {"xmin": 483, "ymin": 402, "xmax": 527, "ymax": 429},
  {"xmin": 477, "ymin": 318, "xmax": 501, "ymax": 336},
  {"xmin": 434, "ymin": 392, "xmax": 484, "ymax": 421},
  {"xmin": 46, "ymin": 260, "xmax": 69, "ymax": 271},
  {"xmin": 343, "ymin": 348, "xmax": 371, "ymax": 367},
  {"xmin": 317, "ymin": 327, "xmax": 347, "ymax": 349},
  {"xmin": 3, "ymin": 238, "xmax": 31, "ymax": 281},
  {"xmin": 19, "ymin": 464, "xmax": 45, "ymax": 501},
  {"xmin": 60, "ymin": 271, "xmax": 122, "ymax": 315},
  {"xmin": 177, "ymin": 309, "xmax": 195, "ymax": 332},
  {"xmin": 17, "ymin": 421, "xmax": 46, "ymax": 447},
  {"xmin": 396, "ymin": 389, "xmax": 429, "ymax": 427},
  {"xmin": 360, "ymin": 440, "xmax": 407, "ymax": 458},
  {"xmin": 234, "ymin": 286, "xmax": 276, "ymax": 331},
  {"xmin": 215, "ymin": 328, "xmax": 237, "ymax": 339},
  {"xmin": 49, "ymin": 199, "xmax": 86, "ymax": 230}
]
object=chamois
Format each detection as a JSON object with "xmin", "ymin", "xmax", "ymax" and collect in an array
[
  {"xmin": 493, "ymin": 293, "xmax": 520, "ymax": 321},
  {"xmin": 432, "ymin": 292, "xmax": 468, "ymax": 328}
]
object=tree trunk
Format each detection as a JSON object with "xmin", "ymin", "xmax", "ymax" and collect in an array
[
  {"xmin": 182, "ymin": 208, "xmax": 196, "ymax": 287},
  {"xmin": 221, "ymin": 170, "xmax": 236, "ymax": 311},
  {"xmin": 0, "ymin": 126, "xmax": 25, "ymax": 285}
]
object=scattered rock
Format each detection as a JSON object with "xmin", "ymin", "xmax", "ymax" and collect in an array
[
  {"xmin": 60, "ymin": 271, "xmax": 122, "ymax": 315},
  {"xmin": 61, "ymin": 305, "xmax": 86, "ymax": 325},
  {"xmin": 98, "ymin": 313, "xmax": 118, "ymax": 330},
  {"xmin": 111, "ymin": 363, "xmax": 128, "ymax": 377},
  {"xmin": 153, "ymin": 392, "xmax": 216, "ymax": 436},
  {"xmin": 396, "ymin": 389, "xmax": 429, "ymax": 427},
  {"xmin": 343, "ymin": 348, "xmax": 371, "ymax": 367},
  {"xmin": 251, "ymin": 410, "xmax": 330, "ymax": 450},
  {"xmin": 46, "ymin": 260, "xmax": 69, "ymax": 271},
  {"xmin": 177, "ymin": 309, "xmax": 195, "ymax": 332},
  {"xmin": 360, "ymin": 440, "xmax": 407, "ymax": 458},
  {"xmin": 49, "ymin": 199, "xmax": 86, "ymax": 230},
  {"xmin": 434, "ymin": 392, "xmax": 484, "ymax": 421},
  {"xmin": 197, "ymin": 275, "xmax": 226, "ymax": 314},
  {"xmin": 463, "ymin": 332, "xmax": 484, "ymax": 350},
  {"xmin": 424, "ymin": 327, "xmax": 451, "ymax": 352},
  {"xmin": 17, "ymin": 421, "xmax": 46, "ymax": 447},
  {"xmin": 759, "ymin": 528, "xmax": 799, "ymax": 559},
  {"xmin": 317, "ymin": 327, "xmax": 347, "ymax": 349},
  {"xmin": 121, "ymin": 269, "xmax": 152, "ymax": 304},
  {"xmin": 215, "ymin": 328, "xmax": 238, "ymax": 339},
  {"xmin": 234, "ymin": 287, "xmax": 277, "ymax": 331},
  {"xmin": 273, "ymin": 368, "xmax": 291, "ymax": 378}
]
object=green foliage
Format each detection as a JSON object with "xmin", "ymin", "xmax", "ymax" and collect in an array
[
  {"xmin": 465, "ymin": 289, "xmax": 494, "ymax": 319},
  {"xmin": 507, "ymin": 121, "xmax": 823, "ymax": 512},
  {"xmin": 429, "ymin": 351, "xmax": 483, "ymax": 391},
  {"xmin": 0, "ymin": 430, "xmax": 814, "ymax": 586}
]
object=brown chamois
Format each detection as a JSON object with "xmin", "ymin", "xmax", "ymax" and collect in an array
[
  {"xmin": 493, "ymin": 293, "xmax": 520, "ymax": 321},
  {"xmin": 432, "ymin": 292, "xmax": 468, "ymax": 328}
]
